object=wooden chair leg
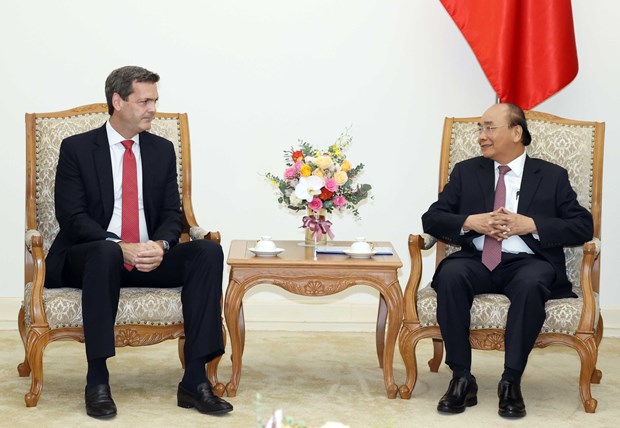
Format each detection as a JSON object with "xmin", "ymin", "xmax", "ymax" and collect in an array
[
  {"xmin": 24, "ymin": 333, "xmax": 48, "ymax": 407},
  {"xmin": 17, "ymin": 306, "xmax": 31, "ymax": 377},
  {"xmin": 398, "ymin": 326, "xmax": 418, "ymax": 399},
  {"xmin": 177, "ymin": 336, "xmax": 186, "ymax": 369},
  {"xmin": 428, "ymin": 338, "xmax": 443, "ymax": 372},
  {"xmin": 576, "ymin": 340, "xmax": 598, "ymax": 413},
  {"xmin": 376, "ymin": 295, "xmax": 387, "ymax": 369},
  {"xmin": 208, "ymin": 324, "xmax": 227, "ymax": 397}
]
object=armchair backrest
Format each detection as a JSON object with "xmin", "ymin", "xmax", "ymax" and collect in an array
[
  {"xmin": 436, "ymin": 110, "xmax": 604, "ymax": 296},
  {"xmin": 25, "ymin": 103, "xmax": 194, "ymax": 257}
]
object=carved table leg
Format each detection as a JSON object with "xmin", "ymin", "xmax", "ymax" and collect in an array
[
  {"xmin": 381, "ymin": 282, "xmax": 403, "ymax": 399},
  {"xmin": 375, "ymin": 296, "xmax": 387, "ymax": 369}
]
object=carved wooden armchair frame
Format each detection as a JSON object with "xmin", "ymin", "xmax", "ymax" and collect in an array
[
  {"xmin": 18, "ymin": 103, "xmax": 226, "ymax": 407},
  {"xmin": 398, "ymin": 110, "xmax": 605, "ymax": 413}
]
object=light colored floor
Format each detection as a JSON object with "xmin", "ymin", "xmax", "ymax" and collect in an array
[{"xmin": 1, "ymin": 330, "xmax": 618, "ymax": 428}]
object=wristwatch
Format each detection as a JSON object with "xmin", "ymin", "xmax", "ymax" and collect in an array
[{"xmin": 159, "ymin": 240, "xmax": 170, "ymax": 254}]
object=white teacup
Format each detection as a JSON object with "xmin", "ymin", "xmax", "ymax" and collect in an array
[
  {"xmin": 255, "ymin": 236, "xmax": 277, "ymax": 252},
  {"xmin": 350, "ymin": 237, "xmax": 373, "ymax": 253}
]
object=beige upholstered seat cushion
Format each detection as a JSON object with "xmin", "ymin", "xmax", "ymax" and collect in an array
[
  {"xmin": 417, "ymin": 284, "xmax": 600, "ymax": 335},
  {"xmin": 24, "ymin": 283, "xmax": 183, "ymax": 329}
]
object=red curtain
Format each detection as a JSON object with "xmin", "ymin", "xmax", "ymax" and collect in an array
[{"xmin": 440, "ymin": 0, "xmax": 578, "ymax": 110}]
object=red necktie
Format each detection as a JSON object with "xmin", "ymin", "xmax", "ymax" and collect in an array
[
  {"xmin": 481, "ymin": 165, "xmax": 511, "ymax": 271},
  {"xmin": 121, "ymin": 140, "xmax": 139, "ymax": 271}
]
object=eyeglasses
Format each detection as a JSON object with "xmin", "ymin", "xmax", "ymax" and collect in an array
[{"xmin": 476, "ymin": 124, "xmax": 508, "ymax": 135}]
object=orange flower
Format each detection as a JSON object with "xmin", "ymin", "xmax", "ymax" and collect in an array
[
  {"xmin": 300, "ymin": 164, "xmax": 312, "ymax": 177},
  {"xmin": 319, "ymin": 187, "xmax": 334, "ymax": 200},
  {"xmin": 292, "ymin": 150, "xmax": 304, "ymax": 162}
]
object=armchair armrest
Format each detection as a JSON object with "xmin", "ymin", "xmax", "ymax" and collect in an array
[
  {"xmin": 587, "ymin": 237, "xmax": 601, "ymax": 256},
  {"xmin": 420, "ymin": 233, "xmax": 438, "ymax": 250},
  {"xmin": 189, "ymin": 227, "xmax": 221, "ymax": 245},
  {"xmin": 25, "ymin": 229, "xmax": 42, "ymax": 252}
]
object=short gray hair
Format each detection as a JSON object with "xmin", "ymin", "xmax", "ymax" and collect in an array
[{"xmin": 105, "ymin": 66, "xmax": 160, "ymax": 115}]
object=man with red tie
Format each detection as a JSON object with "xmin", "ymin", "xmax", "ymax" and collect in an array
[
  {"xmin": 422, "ymin": 103, "xmax": 593, "ymax": 418},
  {"xmin": 45, "ymin": 66, "xmax": 233, "ymax": 418}
]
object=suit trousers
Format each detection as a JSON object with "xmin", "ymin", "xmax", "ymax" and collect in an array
[
  {"xmin": 46, "ymin": 239, "xmax": 225, "ymax": 363},
  {"xmin": 431, "ymin": 252, "xmax": 555, "ymax": 374}
]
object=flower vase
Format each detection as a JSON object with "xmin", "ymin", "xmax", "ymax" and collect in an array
[{"xmin": 304, "ymin": 208, "xmax": 328, "ymax": 246}]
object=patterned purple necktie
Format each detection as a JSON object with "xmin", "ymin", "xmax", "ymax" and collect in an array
[{"xmin": 481, "ymin": 165, "xmax": 511, "ymax": 271}]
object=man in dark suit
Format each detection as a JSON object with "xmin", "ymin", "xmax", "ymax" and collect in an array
[
  {"xmin": 422, "ymin": 103, "xmax": 593, "ymax": 418},
  {"xmin": 45, "ymin": 66, "xmax": 233, "ymax": 418}
]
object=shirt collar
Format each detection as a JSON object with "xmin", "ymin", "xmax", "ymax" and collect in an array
[
  {"xmin": 106, "ymin": 121, "xmax": 140, "ymax": 147},
  {"xmin": 495, "ymin": 151, "xmax": 526, "ymax": 177}
]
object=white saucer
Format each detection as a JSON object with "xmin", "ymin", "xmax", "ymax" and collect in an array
[
  {"xmin": 343, "ymin": 249, "xmax": 378, "ymax": 259},
  {"xmin": 249, "ymin": 247, "xmax": 285, "ymax": 257}
]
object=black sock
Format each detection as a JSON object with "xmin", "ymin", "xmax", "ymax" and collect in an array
[
  {"xmin": 501, "ymin": 367, "xmax": 523, "ymax": 384},
  {"xmin": 181, "ymin": 357, "xmax": 208, "ymax": 391},
  {"xmin": 86, "ymin": 357, "xmax": 109, "ymax": 386},
  {"xmin": 452, "ymin": 367, "xmax": 474, "ymax": 381}
]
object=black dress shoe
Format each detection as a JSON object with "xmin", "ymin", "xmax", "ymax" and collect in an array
[
  {"xmin": 85, "ymin": 384, "xmax": 117, "ymax": 418},
  {"xmin": 177, "ymin": 382, "xmax": 233, "ymax": 415},
  {"xmin": 498, "ymin": 380, "xmax": 526, "ymax": 418},
  {"xmin": 437, "ymin": 376, "xmax": 478, "ymax": 414}
]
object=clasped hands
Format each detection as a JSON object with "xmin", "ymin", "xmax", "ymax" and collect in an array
[
  {"xmin": 464, "ymin": 207, "xmax": 537, "ymax": 241},
  {"xmin": 118, "ymin": 240, "xmax": 164, "ymax": 272}
]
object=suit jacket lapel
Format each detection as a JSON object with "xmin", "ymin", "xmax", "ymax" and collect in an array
[
  {"xmin": 517, "ymin": 156, "xmax": 542, "ymax": 213},
  {"xmin": 475, "ymin": 158, "xmax": 496, "ymax": 212},
  {"xmin": 93, "ymin": 125, "xmax": 114, "ymax": 222},
  {"xmin": 139, "ymin": 132, "xmax": 155, "ymax": 232}
]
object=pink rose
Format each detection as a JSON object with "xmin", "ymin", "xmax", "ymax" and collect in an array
[
  {"xmin": 308, "ymin": 197, "xmax": 323, "ymax": 212},
  {"xmin": 324, "ymin": 178, "xmax": 338, "ymax": 192},
  {"xmin": 333, "ymin": 195, "xmax": 346, "ymax": 208},
  {"xmin": 294, "ymin": 161, "xmax": 304, "ymax": 170},
  {"xmin": 283, "ymin": 166, "xmax": 297, "ymax": 179}
]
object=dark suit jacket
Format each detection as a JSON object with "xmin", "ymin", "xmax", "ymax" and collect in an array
[
  {"xmin": 422, "ymin": 155, "xmax": 593, "ymax": 299},
  {"xmin": 46, "ymin": 124, "xmax": 183, "ymax": 287}
]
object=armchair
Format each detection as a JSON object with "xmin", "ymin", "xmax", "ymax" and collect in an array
[
  {"xmin": 398, "ymin": 110, "xmax": 605, "ymax": 412},
  {"xmin": 18, "ymin": 103, "xmax": 225, "ymax": 407}
]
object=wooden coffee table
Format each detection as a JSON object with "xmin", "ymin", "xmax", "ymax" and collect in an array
[{"xmin": 224, "ymin": 240, "xmax": 403, "ymax": 398}]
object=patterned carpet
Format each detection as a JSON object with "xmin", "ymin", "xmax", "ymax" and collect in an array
[{"xmin": 1, "ymin": 330, "xmax": 619, "ymax": 428}]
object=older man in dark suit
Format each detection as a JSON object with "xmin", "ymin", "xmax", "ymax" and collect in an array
[
  {"xmin": 45, "ymin": 66, "xmax": 233, "ymax": 418},
  {"xmin": 423, "ymin": 103, "xmax": 593, "ymax": 418}
]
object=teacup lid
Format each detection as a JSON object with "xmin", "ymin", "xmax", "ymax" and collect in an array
[
  {"xmin": 355, "ymin": 237, "xmax": 367, "ymax": 242},
  {"xmin": 259, "ymin": 235, "xmax": 273, "ymax": 242}
]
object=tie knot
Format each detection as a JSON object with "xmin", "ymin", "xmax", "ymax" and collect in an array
[
  {"xmin": 121, "ymin": 140, "xmax": 134, "ymax": 151},
  {"xmin": 498, "ymin": 165, "xmax": 511, "ymax": 175}
]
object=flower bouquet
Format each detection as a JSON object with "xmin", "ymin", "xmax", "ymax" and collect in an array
[{"xmin": 265, "ymin": 128, "xmax": 372, "ymax": 243}]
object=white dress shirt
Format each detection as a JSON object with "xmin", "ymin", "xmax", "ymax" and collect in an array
[
  {"xmin": 105, "ymin": 121, "xmax": 149, "ymax": 243},
  {"xmin": 471, "ymin": 151, "xmax": 534, "ymax": 254}
]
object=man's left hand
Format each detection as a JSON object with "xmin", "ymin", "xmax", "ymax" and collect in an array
[
  {"xmin": 491, "ymin": 207, "xmax": 538, "ymax": 238},
  {"xmin": 133, "ymin": 240, "xmax": 164, "ymax": 272}
]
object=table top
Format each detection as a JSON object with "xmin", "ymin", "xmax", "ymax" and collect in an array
[{"xmin": 227, "ymin": 240, "xmax": 402, "ymax": 268}]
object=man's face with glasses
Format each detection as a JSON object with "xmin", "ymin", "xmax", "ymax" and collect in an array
[{"xmin": 477, "ymin": 104, "xmax": 524, "ymax": 164}]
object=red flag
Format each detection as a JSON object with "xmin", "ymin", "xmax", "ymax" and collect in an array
[{"xmin": 440, "ymin": 0, "xmax": 578, "ymax": 109}]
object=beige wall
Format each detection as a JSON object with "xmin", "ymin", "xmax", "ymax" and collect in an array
[{"xmin": 1, "ymin": 0, "xmax": 618, "ymax": 332}]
